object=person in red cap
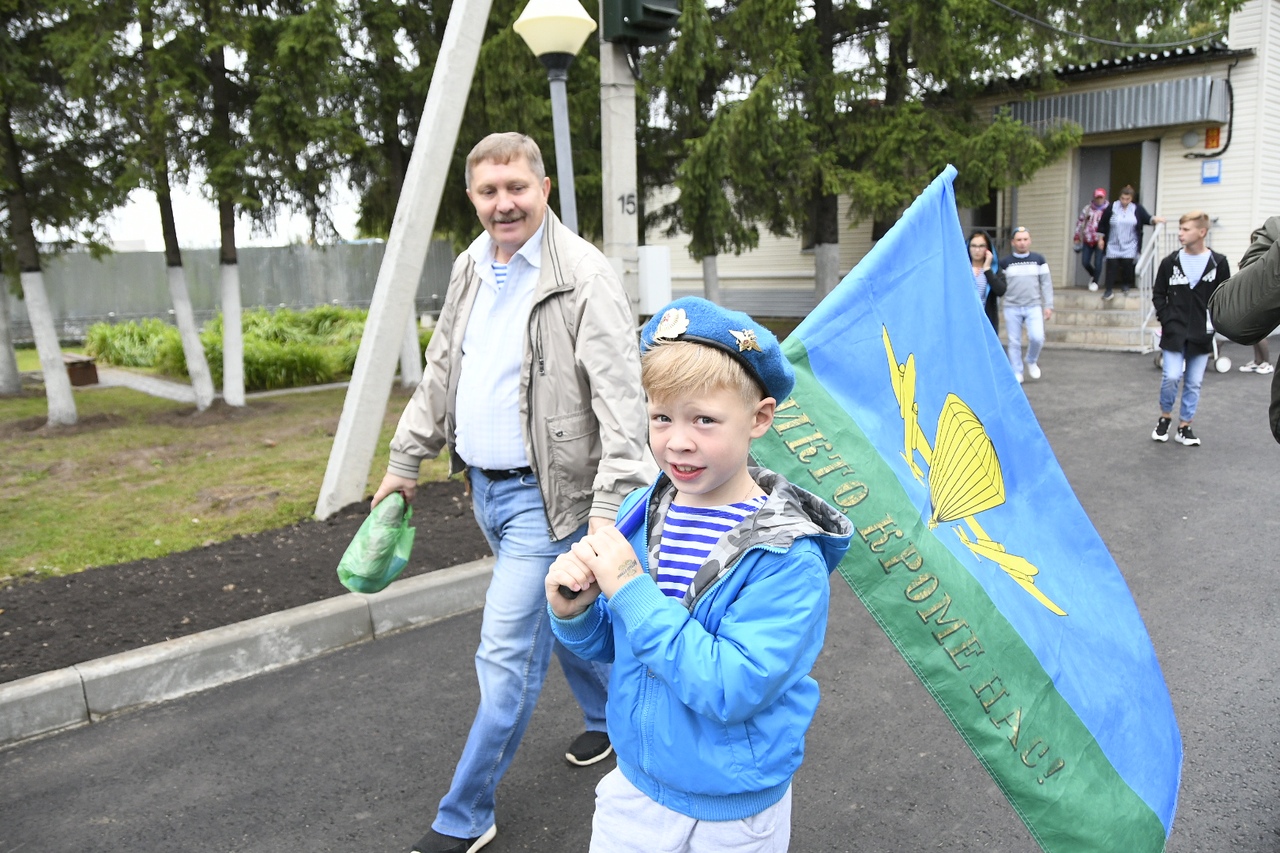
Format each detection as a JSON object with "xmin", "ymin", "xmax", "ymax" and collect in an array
[{"xmin": 1073, "ymin": 187, "xmax": 1109, "ymax": 291}]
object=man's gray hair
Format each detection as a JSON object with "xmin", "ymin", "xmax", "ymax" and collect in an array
[{"xmin": 465, "ymin": 133, "xmax": 546, "ymax": 188}]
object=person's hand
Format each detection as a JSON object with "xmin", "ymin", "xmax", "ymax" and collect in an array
[
  {"xmin": 588, "ymin": 515, "xmax": 611, "ymax": 535},
  {"xmin": 1043, "ymin": 307, "xmax": 1054, "ymax": 321},
  {"xmin": 567, "ymin": 527, "xmax": 644, "ymax": 599},
  {"xmin": 1153, "ymin": 216, "xmax": 1167, "ymax": 225},
  {"xmin": 372, "ymin": 472, "xmax": 417, "ymax": 508},
  {"xmin": 546, "ymin": 550, "xmax": 601, "ymax": 618},
  {"xmin": 1097, "ymin": 237, "xmax": 1105, "ymax": 251},
  {"xmin": 982, "ymin": 249, "xmax": 993, "ymax": 272}
]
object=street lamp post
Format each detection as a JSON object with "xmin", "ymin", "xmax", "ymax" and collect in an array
[{"xmin": 513, "ymin": 0, "xmax": 597, "ymax": 235}]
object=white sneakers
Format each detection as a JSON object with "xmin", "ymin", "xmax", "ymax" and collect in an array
[
  {"xmin": 1087, "ymin": 281, "xmax": 1099, "ymax": 292},
  {"xmin": 1240, "ymin": 361, "xmax": 1275, "ymax": 374},
  {"xmin": 1014, "ymin": 363, "xmax": 1041, "ymax": 384}
]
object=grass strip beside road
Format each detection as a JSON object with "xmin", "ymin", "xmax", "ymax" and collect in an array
[{"xmin": 0, "ymin": 384, "xmax": 450, "ymax": 582}]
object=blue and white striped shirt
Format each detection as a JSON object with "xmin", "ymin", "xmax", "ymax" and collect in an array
[
  {"xmin": 656, "ymin": 497, "xmax": 768, "ymax": 599},
  {"xmin": 454, "ymin": 220, "xmax": 545, "ymax": 470}
]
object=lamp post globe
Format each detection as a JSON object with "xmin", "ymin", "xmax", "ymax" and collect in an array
[{"xmin": 513, "ymin": 0, "xmax": 597, "ymax": 234}]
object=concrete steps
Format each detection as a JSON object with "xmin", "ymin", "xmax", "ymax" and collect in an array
[{"xmin": 1042, "ymin": 287, "xmax": 1151, "ymax": 352}]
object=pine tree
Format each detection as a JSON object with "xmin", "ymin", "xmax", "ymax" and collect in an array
[
  {"xmin": 642, "ymin": 0, "xmax": 1244, "ymax": 298},
  {"xmin": 0, "ymin": 0, "xmax": 128, "ymax": 420},
  {"xmin": 246, "ymin": 0, "xmax": 360, "ymax": 243},
  {"xmin": 343, "ymin": 0, "xmax": 605, "ymax": 247},
  {"xmin": 57, "ymin": 0, "xmax": 218, "ymax": 410}
]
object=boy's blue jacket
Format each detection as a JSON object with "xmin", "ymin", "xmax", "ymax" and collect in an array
[{"xmin": 550, "ymin": 467, "xmax": 853, "ymax": 821}]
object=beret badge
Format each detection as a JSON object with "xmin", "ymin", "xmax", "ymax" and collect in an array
[
  {"xmin": 730, "ymin": 329, "xmax": 762, "ymax": 353},
  {"xmin": 653, "ymin": 308, "xmax": 690, "ymax": 341}
]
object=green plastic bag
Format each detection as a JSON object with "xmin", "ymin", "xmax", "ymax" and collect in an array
[{"xmin": 336, "ymin": 492, "xmax": 416, "ymax": 594}]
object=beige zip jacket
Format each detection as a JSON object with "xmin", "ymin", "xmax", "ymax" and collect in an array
[{"xmin": 387, "ymin": 211, "xmax": 656, "ymax": 539}]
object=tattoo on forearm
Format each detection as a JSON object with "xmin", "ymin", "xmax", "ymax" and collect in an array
[{"xmin": 616, "ymin": 558, "xmax": 640, "ymax": 581}]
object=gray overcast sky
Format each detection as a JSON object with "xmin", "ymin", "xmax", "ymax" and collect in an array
[{"xmin": 103, "ymin": 184, "xmax": 362, "ymax": 252}]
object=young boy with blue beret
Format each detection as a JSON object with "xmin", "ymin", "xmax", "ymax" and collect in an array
[{"xmin": 544, "ymin": 296, "xmax": 853, "ymax": 852}]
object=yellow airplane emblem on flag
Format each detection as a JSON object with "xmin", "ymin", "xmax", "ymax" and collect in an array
[{"xmin": 883, "ymin": 326, "xmax": 1066, "ymax": 617}]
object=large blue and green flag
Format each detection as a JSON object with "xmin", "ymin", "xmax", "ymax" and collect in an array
[{"xmin": 753, "ymin": 166, "xmax": 1181, "ymax": 852}]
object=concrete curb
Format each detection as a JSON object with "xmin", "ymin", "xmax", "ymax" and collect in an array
[{"xmin": 0, "ymin": 557, "xmax": 494, "ymax": 750}]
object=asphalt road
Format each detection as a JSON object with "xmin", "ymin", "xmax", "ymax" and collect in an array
[{"xmin": 2, "ymin": 343, "xmax": 1277, "ymax": 853}]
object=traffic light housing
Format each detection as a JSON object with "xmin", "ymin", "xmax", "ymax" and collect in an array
[{"xmin": 601, "ymin": 0, "xmax": 679, "ymax": 45}]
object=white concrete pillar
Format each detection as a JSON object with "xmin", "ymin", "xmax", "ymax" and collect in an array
[
  {"xmin": 315, "ymin": 0, "xmax": 492, "ymax": 519},
  {"xmin": 599, "ymin": 35, "xmax": 640, "ymax": 314}
]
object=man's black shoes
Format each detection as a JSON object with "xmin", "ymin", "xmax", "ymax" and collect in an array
[
  {"xmin": 565, "ymin": 730, "xmax": 613, "ymax": 766},
  {"xmin": 411, "ymin": 826, "xmax": 496, "ymax": 853}
]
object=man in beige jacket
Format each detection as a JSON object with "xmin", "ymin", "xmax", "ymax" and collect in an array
[{"xmin": 372, "ymin": 133, "xmax": 655, "ymax": 853}]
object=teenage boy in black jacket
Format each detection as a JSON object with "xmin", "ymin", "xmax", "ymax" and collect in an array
[{"xmin": 1151, "ymin": 212, "xmax": 1230, "ymax": 447}]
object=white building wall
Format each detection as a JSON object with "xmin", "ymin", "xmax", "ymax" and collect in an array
[
  {"xmin": 1150, "ymin": 0, "xmax": 1280, "ymax": 266},
  {"xmin": 643, "ymin": 187, "xmax": 878, "ymax": 312},
  {"xmin": 1004, "ymin": 156, "xmax": 1075, "ymax": 287},
  {"xmin": 1241, "ymin": 0, "xmax": 1280, "ymax": 251}
]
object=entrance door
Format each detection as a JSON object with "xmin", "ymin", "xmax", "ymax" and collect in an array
[
  {"xmin": 1076, "ymin": 148, "xmax": 1111, "ymax": 286},
  {"xmin": 1074, "ymin": 142, "xmax": 1160, "ymax": 284}
]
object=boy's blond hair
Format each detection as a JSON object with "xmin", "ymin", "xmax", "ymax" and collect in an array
[
  {"xmin": 465, "ymin": 132, "xmax": 546, "ymax": 188},
  {"xmin": 642, "ymin": 340, "xmax": 764, "ymax": 407},
  {"xmin": 1180, "ymin": 211, "xmax": 1210, "ymax": 230}
]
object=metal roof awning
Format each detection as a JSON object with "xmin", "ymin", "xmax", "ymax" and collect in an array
[{"xmin": 1006, "ymin": 76, "xmax": 1230, "ymax": 135}]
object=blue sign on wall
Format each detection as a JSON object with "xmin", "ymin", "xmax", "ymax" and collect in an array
[{"xmin": 1201, "ymin": 160, "xmax": 1222, "ymax": 185}]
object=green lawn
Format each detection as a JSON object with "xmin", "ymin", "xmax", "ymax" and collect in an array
[
  {"xmin": 0, "ymin": 384, "xmax": 450, "ymax": 582},
  {"xmin": 14, "ymin": 346, "xmax": 84, "ymax": 372}
]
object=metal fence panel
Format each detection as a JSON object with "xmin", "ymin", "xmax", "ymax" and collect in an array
[{"xmin": 5, "ymin": 240, "xmax": 455, "ymax": 342}]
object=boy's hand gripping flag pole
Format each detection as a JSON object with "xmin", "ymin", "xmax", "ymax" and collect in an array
[{"xmin": 751, "ymin": 166, "xmax": 1181, "ymax": 853}]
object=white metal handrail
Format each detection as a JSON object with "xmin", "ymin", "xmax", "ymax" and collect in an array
[{"xmin": 1136, "ymin": 222, "xmax": 1177, "ymax": 353}]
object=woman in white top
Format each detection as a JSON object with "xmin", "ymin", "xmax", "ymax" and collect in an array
[{"xmin": 1096, "ymin": 184, "xmax": 1166, "ymax": 300}]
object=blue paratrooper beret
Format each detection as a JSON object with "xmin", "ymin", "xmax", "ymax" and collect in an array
[{"xmin": 640, "ymin": 297, "xmax": 795, "ymax": 402}]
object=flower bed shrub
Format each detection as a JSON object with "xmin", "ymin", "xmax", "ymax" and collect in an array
[
  {"xmin": 83, "ymin": 305, "xmax": 414, "ymax": 392},
  {"xmin": 84, "ymin": 318, "xmax": 180, "ymax": 367}
]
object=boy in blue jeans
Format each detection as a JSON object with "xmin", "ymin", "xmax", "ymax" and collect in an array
[{"xmin": 545, "ymin": 297, "xmax": 852, "ymax": 852}]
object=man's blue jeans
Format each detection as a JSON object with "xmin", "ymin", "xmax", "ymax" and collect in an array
[
  {"xmin": 1003, "ymin": 305, "xmax": 1045, "ymax": 376},
  {"xmin": 1160, "ymin": 346, "xmax": 1209, "ymax": 423},
  {"xmin": 433, "ymin": 469, "xmax": 609, "ymax": 838}
]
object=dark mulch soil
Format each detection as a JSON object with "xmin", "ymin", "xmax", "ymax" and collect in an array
[{"xmin": 0, "ymin": 480, "xmax": 491, "ymax": 685}]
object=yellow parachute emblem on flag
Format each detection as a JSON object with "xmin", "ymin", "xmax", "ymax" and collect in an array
[
  {"xmin": 928, "ymin": 394, "xmax": 1005, "ymax": 527},
  {"xmin": 883, "ymin": 326, "xmax": 1065, "ymax": 617}
]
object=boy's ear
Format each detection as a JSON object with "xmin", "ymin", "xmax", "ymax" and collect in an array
[{"xmin": 750, "ymin": 398, "xmax": 776, "ymax": 438}]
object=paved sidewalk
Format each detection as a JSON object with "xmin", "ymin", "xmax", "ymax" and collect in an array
[
  {"xmin": 3, "ymin": 346, "xmax": 1278, "ymax": 852},
  {"xmin": 0, "ymin": 558, "xmax": 494, "ymax": 747},
  {"xmin": 94, "ymin": 366, "xmax": 200, "ymax": 403},
  {"xmin": 91, "ymin": 366, "xmax": 351, "ymax": 403}
]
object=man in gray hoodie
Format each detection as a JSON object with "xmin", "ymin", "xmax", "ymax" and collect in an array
[{"xmin": 998, "ymin": 226, "xmax": 1055, "ymax": 384}]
